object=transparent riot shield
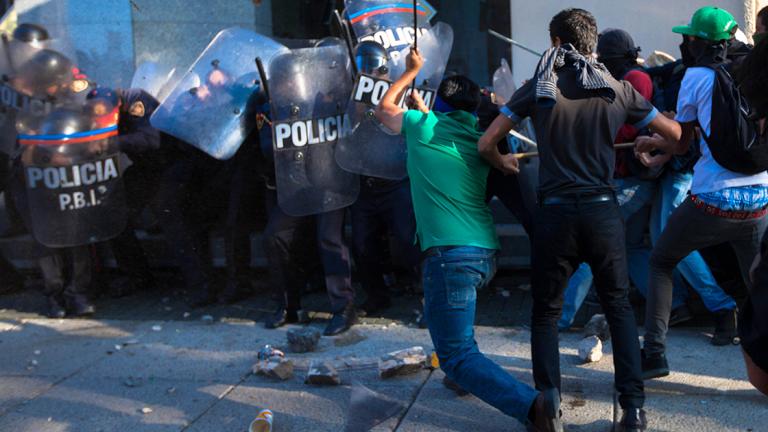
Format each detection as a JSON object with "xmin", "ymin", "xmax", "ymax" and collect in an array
[
  {"xmin": 268, "ymin": 45, "xmax": 359, "ymax": 217},
  {"xmin": 150, "ymin": 28, "xmax": 289, "ymax": 160},
  {"xmin": 335, "ymin": 22, "xmax": 453, "ymax": 179},
  {"xmin": 17, "ymin": 104, "xmax": 128, "ymax": 248},
  {"xmin": 344, "ymin": 0, "xmax": 436, "ymax": 62},
  {"xmin": 130, "ymin": 61, "xmax": 176, "ymax": 100},
  {"xmin": 492, "ymin": 58, "xmax": 516, "ymax": 105}
]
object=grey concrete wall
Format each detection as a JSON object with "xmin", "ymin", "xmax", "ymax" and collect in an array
[
  {"xmin": 129, "ymin": 0, "xmax": 273, "ymax": 85},
  {"xmin": 16, "ymin": 0, "xmax": 135, "ymax": 88}
]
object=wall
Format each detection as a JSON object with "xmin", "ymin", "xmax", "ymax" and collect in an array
[{"xmin": 508, "ymin": 0, "xmax": 751, "ymax": 85}]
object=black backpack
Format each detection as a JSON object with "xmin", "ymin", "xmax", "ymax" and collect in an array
[{"xmin": 701, "ymin": 64, "xmax": 768, "ymax": 175}]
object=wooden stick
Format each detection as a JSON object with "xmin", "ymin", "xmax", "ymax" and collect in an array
[{"xmin": 513, "ymin": 142, "xmax": 636, "ymax": 159}]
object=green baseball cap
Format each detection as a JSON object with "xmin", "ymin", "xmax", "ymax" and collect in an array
[{"xmin": 673, "ymin": 6, "xmax": 738, "ymax": 41}]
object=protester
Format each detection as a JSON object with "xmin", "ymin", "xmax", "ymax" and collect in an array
[
  {"xmin": 755, "ymin": 6, "xmax": 767, "ymax": 44},
  {"xmin": 375, "ymin": 50, "xmax": 562, "ymax": 431},
  {"xmin": 737, "ymin": 26, "xmax": 768, "ymax": 396},
  {"xmin": 479, "ymin": 8, "xmax": 682, "ymax": 431},
  {"xmin": 637, "ymin": 6, "xmax": 768, "ymax": 380},
  {"xmin": 558, "ymin": 28, "xmax": 693, "ymax": 330}
]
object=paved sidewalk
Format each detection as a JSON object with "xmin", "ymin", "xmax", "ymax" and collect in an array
[{"xmin": 0, "ymin": 315, "xmax": 764, "ymax": 432}]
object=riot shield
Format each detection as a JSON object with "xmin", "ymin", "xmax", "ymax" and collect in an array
[
  {"xmin": 150, "ymin": 28, "xmax": 289, "ymax": 160},
  {"xmin": 268, "ymin": 45, "xmax": 359, "ymax": 217},
  {"xmin": 17, "ymin": 104, "xmax": 128, "ymax": 248},
  {"xmin": 130, "ymin": 61, "xmax": 176, "ymax": 100},
  {"xmin": 335, "ymin": 22, "xmax": 453, "ymax": 179},
  {"xmin": 492, "ymin": 59, "xmax": 516, "ymax": 105},
  {"xmin": 344, "ymin": 0, "xmax": 436, "ymax": 63}
]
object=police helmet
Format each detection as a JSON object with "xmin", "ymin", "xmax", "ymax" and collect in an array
[
  {"xmin": 314, "ymin": 37, "xmax": 344, "ymax": 48},
  {"xmin": 12, "ymin": 23, "xmax": 50, "ymax": 44},
  {"xmin": 354, "ymin": 41, "xmax": 389, "ymax": 75},
  {"xmin": 86, "ymin": 87, "xmax": 120, "ymax": 116},
  {"xmin": 17, "ymin": 49, "xmax": 75, "ymax": 96}
]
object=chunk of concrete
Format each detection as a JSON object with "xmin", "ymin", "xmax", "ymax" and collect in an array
[
  {"xmin": 578, "ymin": 336, "xmax": 603, "ymax": 363},
  {"xmin": 378, "ymin": 346, "xmax": 427, "ymax": 379},
  {"xmin": 287, "ymin": 327, "xmax": 322, "ymax": 353},
  {"xmin": 305, "ymin": 360, "xmax": 341, "ymax": 386},
  {"xmin": 253, "ymin": 357, "xmax": 294, "ymax": 381}
]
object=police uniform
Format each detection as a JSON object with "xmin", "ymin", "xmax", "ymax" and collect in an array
[{"xmin": 351, "ymin": 176, "xmax": 419, "ymax": 312}]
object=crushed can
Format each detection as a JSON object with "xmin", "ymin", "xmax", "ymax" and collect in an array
[{"xmin": 249, "ymin": 409, "xmax": 273, "ymax": 432}]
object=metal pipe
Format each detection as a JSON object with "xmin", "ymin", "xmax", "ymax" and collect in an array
[{"xmin": 489, "ymin": 29, "xmax": 542, "ymax": 57}]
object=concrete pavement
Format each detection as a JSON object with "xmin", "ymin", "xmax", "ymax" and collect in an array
[{"xmin": 0, "ymin": 315, "xmax": 765, "ymax": 432}]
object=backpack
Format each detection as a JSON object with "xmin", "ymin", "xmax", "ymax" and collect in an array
[{"xmin": 701, "ymin": 64, "xmax": 768, "ymax": 175}]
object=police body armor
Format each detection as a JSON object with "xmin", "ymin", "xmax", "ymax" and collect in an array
[
  {"xmin": 150, "ymin": 28, "xmax": 289, "ymax": 160},
  {"xmin": 18, "ymin": 104, "xmax": 128, "ymax": 247},
  {"xmin": 335, "ymin": 1, "xmax": 453, "ymax": 179},
  {"xmin": 266, "ymin": 45, "xmax": 359, "ymax": 217}
]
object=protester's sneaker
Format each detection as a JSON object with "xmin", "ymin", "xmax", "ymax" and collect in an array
[
  {"xmin": 711, "ymin": 308, "xmax": 738, "ymax": 346},
  {"xmin": 669, "ymin": 305, "xmax": 693, "ymax": 327},
  {"xmin": 526, "ymin": 388, "xmax": 563, "ymax": 432},
  {"xmin": 616, "ymin": 408, "xmax": 647, "ymax": 431},
  {"xmin": 641, "ymin": 349, "xmax": 669, "ymax": 380}
]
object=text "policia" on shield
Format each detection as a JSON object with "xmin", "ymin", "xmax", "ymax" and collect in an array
[
  {"xmin": 273, "ymin": 114, "xmax": 353, "ymax": 150},
  {"xmin": 353, "ymin": 74, "xmax": 436, "ymax": 110}
]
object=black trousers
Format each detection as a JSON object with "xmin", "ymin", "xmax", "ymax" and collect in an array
[
  {"xmin": 38, "ymin": 245, "xmax": 92, "ymax": 299},
  {"xmin": 530, "ymin": 199, "xmax": 644, "ymax": 410},
  {"xmin": 486, "ymin": 168, "xmax": 535, "ymax": 237},
  {"xmin": 263, "ymin": 190, "xmax": 353, "ymax": 313},
  {"xmin": 350, "ymin": 177, "xmax": 419, "ymax": 300}
]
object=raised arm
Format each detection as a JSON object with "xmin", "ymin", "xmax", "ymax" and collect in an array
[{"xmin": 374, "ymin": 48, "xmax": 424, "ymax": 134}]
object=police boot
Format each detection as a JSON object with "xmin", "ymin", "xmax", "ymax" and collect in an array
[
  {"xmin": 64, "ymin": 293, "xmax": 95, "ymax": 317},
  {"xmin": 47, "ymin": 295, "xmax": 66, "ymax": 319},
  {"xmin": 323, "ymin": 303, "xmax": 357, "ymax": 336}
]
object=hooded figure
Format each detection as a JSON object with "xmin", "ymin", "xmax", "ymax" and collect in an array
[{"xmin": 596, "ymin": 28, "xmax": 641, "ymax": 80}]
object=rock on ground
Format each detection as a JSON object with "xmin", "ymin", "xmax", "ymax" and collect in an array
[
  {"xmin": 578, "ymin": 336, "xmax": 603, "ymax": 363},
  {"xmin": 379, "ymin": 346, "xmax": 427, "ymax": 379}
]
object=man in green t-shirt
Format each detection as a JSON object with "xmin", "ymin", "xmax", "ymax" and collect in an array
[{"xmin": 374, "ymin": 48, "xmax": 561, "ymax": 432}]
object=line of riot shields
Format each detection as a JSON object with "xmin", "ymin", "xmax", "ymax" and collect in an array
[{"xmin": 0, "ymin": 0, "xmax": 537, "ymax": 248}]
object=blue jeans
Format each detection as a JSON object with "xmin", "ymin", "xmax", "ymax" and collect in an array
[
  {"xmin": 422, "ymin": 246, "xmax": 538, "ymax": 425},
  {"xmin": 559, "ymin": 177, "xmax": 689, "ymax": 329},
  {"xmin": 650, "ymin": 171, "xmax": 737, "ymax": 312}
]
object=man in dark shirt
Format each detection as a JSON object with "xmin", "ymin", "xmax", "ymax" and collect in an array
[{"xmin": 479, "ymin": 8, "xmax": 681, "ymax": 431}]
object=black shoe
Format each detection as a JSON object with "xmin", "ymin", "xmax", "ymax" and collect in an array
[
  {"xmin": 47, "ymin": 296, "xmax": 66, "ymax": 319},
  {"xmin": 65, "ymin": 294, "xmax": 95, "ymax": 317},
  {"xmin": 442, "ymin": 376, "xmax": 469, "ymax": 396},
  {"xmin": 669, "ymin": 305, "xmax": 693, "ymax": 327},
  {"xmin": 616, "ymin": 408, "xmax": 647, "ymax": 431},
  {"xmin": 218, "ymin": 279, "xmax": 250, "ymax": 304},
  {"xmin": 711, "ymin": 308, "xmax": 738, "ymax": 346},
  {"xmin": 360, "ymin": 295, "xmax": 391, "ymax": 315},
  {"xmin": 526, "ymin": 388, "xmax": 563, "ymax": 432},
  {"xmin": 187, "ymin": 285, "xmax": 217, "ymax": 308},
  {"xmin": 264, "ymin": 307, "xmax": 302, "ymax": 329},
  {"xmin": 323, "ymin": 304, "xmax": 357, "ymax": 336},
  {"xmin": 641, "ymin": 349, "xmax": 669, "ymax": 380}
]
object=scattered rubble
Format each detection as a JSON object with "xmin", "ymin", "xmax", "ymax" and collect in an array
[
  {"xmin": 151, "ymin": 325, "xmax": 162, "ymax": 332},
  {"xmin": 123, "ymin": 377, "xmax": 143, "ymax": 388},
  {"xmin": 333, "ymin": 329, "xmax": 367, "ymax": 347},
  {"xmin": 254, "ymin": 345, "xmax": 293, "ymax": 380},
  {"xmin": 305, "ymin": 360, "xmax": 341, "ymax": 386},
  {"xmin": 578, "ymin": 336, "xmax": 603, "ymax": 363},
  {"xmin": 201, "ymin": 315, "xmax": 215, "ymax": 325},
  {"xmin": 140, "ymin": 407, "xmax": 153, "ymax": 414},
  {"xmin": 287, "ymin": 327, "xmax": 321, "ymax": 353},
  {"xmin": 379, "ymin": 346, "xmax": 427, "ymax": 378},
  {"xmin": 584, "ymin": 314, "xmax": 610, "ymax": 341}
]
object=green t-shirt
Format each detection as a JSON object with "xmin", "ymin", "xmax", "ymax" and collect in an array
[{"xmin": 402, "ymin": 109, "xmax": 500, "ymax": 252}]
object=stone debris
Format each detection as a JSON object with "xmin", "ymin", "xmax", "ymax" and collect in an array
[
  {"xmin": 166, "ymin": 387, "xmax": 177, "ymax": 395},
  {"xmin": 140, "ymin": 407, "xmax": 153, "ymax": 415},
  {"xmin": 287, "ymin": 327, "xmax": 322, "ymax": 353},
  {"xmin": 201, "ymin": 315, "xmax": 215, "ymax": 325},
  {"xmin": 151, "ymin": 325, "xmax": 162, "ymax": 332},
  {"xmin": 379, "ymin": 346, "xmax": 427, "ymax": 378},
  {"xmin": 183, "ymin": 312, "xmax": 191, "ymax": 319},
  {"xmin": 305, "ymin": 360, "xmax": 341, "ymax": 386},
  {"xmin": 33, "ymin": 350, "xmax": 41, "ymax": 356},
  {"xmin": 578, "ymin": 336, "xmax": 603, "ymax": 363},
  {"xmin": 123, "ymin": 377, "xmax": 143, "ymax": 388},
  {"xmin": 584, "ymin": 314, "xmax": 610, "ymax": 341},
  {"xmin": 253, "ymin": 357, "xmax": 294, "ymax": 381}
]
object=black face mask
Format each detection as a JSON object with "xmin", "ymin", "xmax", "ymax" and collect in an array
[
  {"xmin": 598, "ymin": 57, "xmax": 634, "ymax": 80},
  {"xmin": 687, "ymin": 37, "xmax": 728, "ymax": 66},
  {"xmin": 679, "ymin": 38, "xmax": 696, "ymax": 67}
]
